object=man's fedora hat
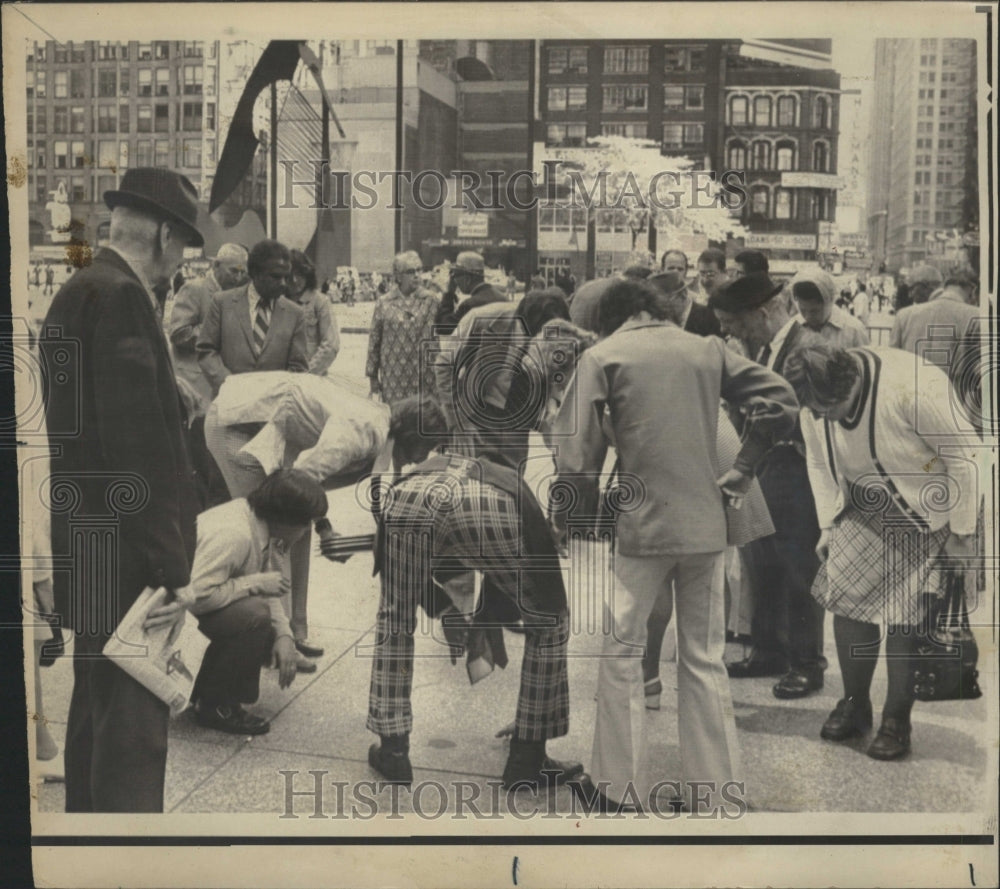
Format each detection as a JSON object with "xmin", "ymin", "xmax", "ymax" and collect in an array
[
  {"xmin": 104, "ymin": 168, "xmax": 205, "ymax": 247},
  {"xmin": 709, "ymin": 272, "xmax": 784, "ymax": 313}
]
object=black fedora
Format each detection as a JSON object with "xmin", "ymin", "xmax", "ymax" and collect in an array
[
  {"xmin": 104, "ymin": 168, "xmax": 204, "ymax": 247},
  {"xmin": 708, "ymin": 272, "xmax": 784, "ymax": 313}
]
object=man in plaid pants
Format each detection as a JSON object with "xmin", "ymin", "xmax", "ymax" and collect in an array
[{"xmin": 366, "ymin": 453, "xmax": 582, "ymax": 790}]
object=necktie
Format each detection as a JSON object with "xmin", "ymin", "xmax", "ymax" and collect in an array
[{"xmin": 253, "ymin": 300, "xmax": 271, "ymax": 356}]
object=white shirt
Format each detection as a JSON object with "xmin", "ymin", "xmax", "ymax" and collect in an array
[{"xmin": 248, "ymin": 281, "xmax": 271, "ymax": 326}]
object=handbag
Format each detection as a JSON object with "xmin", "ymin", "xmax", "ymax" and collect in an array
[{"xmin": 911, "ymin": 568, "xmax": 982, "ymax": 702}]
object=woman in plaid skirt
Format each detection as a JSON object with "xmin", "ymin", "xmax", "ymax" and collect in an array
[{"xmin": 785, "ymin": 345, "xmax": 981, "ymax": 760}]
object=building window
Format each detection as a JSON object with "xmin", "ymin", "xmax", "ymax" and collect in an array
[
  {"xmin": 683, "ymin": 123, "xmax": 704, "ymax": 145},
  {"xmin": 137, "ymin": 105, "xmax": 152, "ymax": 133},
  {"xmin": 54, "ymin": 45, "xmax": 68, "ymax": 64},
  {"xmin": 96, "ymin": 105, "xmax": 116, "ymax": 133},
  {"xmin": 753, "ymin": 96, "xmax": 771, "ymax": 127},
  {"xmin": 183, "ymin": 65, "xmax": 203, "ymax": 95},
  {"xmin": 548, "ymin": 87, "xmax": 567, "ymax": 111},
  {"xmin": 54, "ymin": 71, "xmax": 68, "ymax": 99},
  {"xmin": 814, "ymin": 95, "xmax": 830, "ymax": 129},
  {"xmin": 155, "ymin": 140, "xmax": 170, "ymax": 167},
  {"xmin": 70, "ymin": 43, "xmax": 86, "ymax": 63},
  {"xmin": 729, "ymin": 96, "xmax": 749, "ymax": 126},
  {"xmin": 774, "ymin": 187, "xmax": 793, "ymax": 219},
  {"xmin": 662, "ymin": 123, "xmax": 683, "ymax": 150},
  {"xmin": 98, "ymin": 70, "xmax": 117, "ymax": 98},
  {"xmin": 182, "ymin": 138, "xmax": 202, "ymax": 169},
  {"xmin": 751, "ymin": 140, "xmax": 771, "ymax": 169},
  {"xmin": 751, "ymin": 185, "xmax": 769, "ymax": 216},
  {"xmin": 155, "ymin": 41, "xmax": 170, "ymax": 60},
  {"xmin": 97, "ymin": 42, "xmax": 117, "ymax": 61},
  {"xmin": 54, "ymin": 141, "xmax": 69, "ymax": 169},
  {"xmin": 812, "ymin": 140, "xmax": 829, "ymax": 172},
  {"xmin": 71, "ymin": 141, "xmax": 86, "ymax": 169},
  {"xmin": 155, "ymin": 68, "xmax": 170, "ymax": 97},
  {"xmin": 602, "ymin": 85, "xmax": 647, "ymax": 112},
  {"xmin": 727, "ymin": 140, "xmax": 747, "ymax": 168},
  {"xmin": 154, "ymin": 104, "xmax": 170, "ymax": 132},
  {"xmin": 685, "ymin": 85, "xmax": 705, "ymax": 110},
  {"xmin": 183, "ymin": 41, "xmax": 203, "ymax": 58},
  {"xmin": 70, "ymin": 107, "xmax": 86, "ymax": 134},
  {"xmin": 70, "ymin": 177, "xmax": 86, "ymax": 202},
  {"xmin": 138, "ymin": 42, "xmax": 153, "ymax": 61},
  {"xmin": 136, "ymin": 140, "xmax": 153, "ymax": 166},
  {"xmin": 811, "ymin": 190, "xmax": 830, "ymax": 221},
  {"xmin": 53, "ymin": 107, "xmax": 68, "ymax": 134},
  {"xmin": 775, "ymin": 140, "xmax": 796, "ymax": 171},
  {"xmin": 604, "ymin": 46, "xmax": 648, "ymax": 74},
  {"xmin": 601, "ymin": 122, "xmax": 647, "ymax": 138},
  {"xmin": 119, "ymin": 104, "xmax": 130, "ymax": 133},
  {"xmin": 97, "ymin": 140, "xmax": 117, "ymax": 168},
  {"xmin": 664, "ymin": 44, "xmax": 705, "ymax": 72},
  {"xmin": 776, "ymin": 95, "xmax": 797, "ymax": 127},
  {"xmin": 120, "ymin": 70, "xmax": 130, "ymax": 96},
  {"xmin": 546, "ymin": 123, "xmax": 587, "ymax": 147},
  {"xmin": 663, "ymin": 85, "xmax": 684, "ymax": 112},
  {"xmin": 35, "ymin": 140, "xmax": 46, "ymax": 168},
  {"xmin": 35, "ymin": 70, "xmax": 46, "ymax": 98},
  {"xmin": 36, "ymin": 177, "xmax": 48, "ymax": 203},
  {"xmin": 139, "ymin": 69, "xmax": 153, "ymax": 97},
  {"xmin": 206, "ymin": 102, "xmax": 216, "ymax": 130},
  {"xmin": 547, "ymin": 46, "xmax": 588, "ymax": 75},
  {"xmin": 70, "ymin": 70, "xmax": 87, "ymax": 99},
  {"xmin": 182, "ymin": 102, "xmax": 202, "ymax": 130}
]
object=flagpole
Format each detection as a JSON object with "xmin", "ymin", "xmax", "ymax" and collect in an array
[{"xmin": 270, "ymin": 80, "xmax": 278, "ymax": 238}]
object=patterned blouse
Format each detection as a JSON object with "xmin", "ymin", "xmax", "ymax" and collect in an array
[{"xmin": 365, "ymin": 286, "xmax": 440, "ymax": 404}]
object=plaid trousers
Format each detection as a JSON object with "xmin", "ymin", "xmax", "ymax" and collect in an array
[{"xmin": 366, "ymin": 469, "xmax": 570, "ymax": 741}]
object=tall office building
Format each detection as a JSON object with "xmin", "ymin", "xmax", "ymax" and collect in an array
[
  {"xmin": 867, "ymin": 38, "xmax": 977, "ymax": 271},
  {"xmin": 26, "ymin": 40, "xmax": 221, "ymax": 249}
]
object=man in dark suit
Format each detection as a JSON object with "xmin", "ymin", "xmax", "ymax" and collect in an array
[
  {"xmin": 648, "ymin": 270, "xmax": 722, "ymax": 337},
  {"xmin": 710, "ymin": 273, "xmax": 825, "ymax": 700},
  {"xmin": 196, "ymin": 239, "xmax": 308, "ymax": 396},
  {"xmin": 41, "ymin": 167, "xmax": 204, "ymax": 811},
  {"xmin": 433, "ymin": 251, "xmax": 506, "ymax": 335},
  {"xmin": 197, "ymin": 240, "xmax": 319, "ymax": 673}
]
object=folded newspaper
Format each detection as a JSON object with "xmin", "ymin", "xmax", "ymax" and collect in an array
[{"xmin": 102, "ymin": 587, "xmax": 209, "ymax": 717}]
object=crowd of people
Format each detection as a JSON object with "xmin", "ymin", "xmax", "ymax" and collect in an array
[{"xmin": 29, "ymin": 167, "xmax": 986, "ymax": 815}]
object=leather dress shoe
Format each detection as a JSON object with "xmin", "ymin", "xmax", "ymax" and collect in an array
[
  {"xmin": 368, "ymin": 742, "xmax": 414, "ymax": 785},
  {"xmin": 867, "ymin": 717, "xmax": 911, "ymax": 761},
  {"xmin": 195, "ymin": 703, "xmax": 270, "ymax": 736},
  {"xmin": 295, "ymin": 653, "xmax": 318, "ymax": 674},
  {"xmin": 772, "ymin": 669, "xmax": 824, "ymax": 699},
  {"xmin": 726, "ymin": 651, "xmax": 788, "ymax": 679},
  {"xmin": 295, "ymin": 638, "xmax": 325, "ymax": 658},
  {"xmin": 502, "ymin": 754, "xmax": 584, "ymax": 791},
  {"xmin": 820, "ymin": 697, "xmax": 873, "ymax": 741},
  {"xmin": 567, "ymin": 774, "xmax": 642, "ymax": 814},
  {"xmin": 644, "ymin": 677, "xmax": 662, "ymax": 711}
]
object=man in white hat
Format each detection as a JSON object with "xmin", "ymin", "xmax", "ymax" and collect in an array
[{"xmin": 434, "ymin": 251, "xmax": 505, "ymax": 334}]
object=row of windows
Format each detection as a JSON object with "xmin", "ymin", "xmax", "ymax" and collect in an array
[
  {"xmin": 27, "ymin": 65, "xmax": 211, "ymax": 99},
  {"xmin": 545, "ymin": 122, "xmax": 704, "ymax": 148},
  {"xmin": 727, "ymin": 94, "xmax": 832, "ymax": 129},
  {"xmin": 726, "ymin": 138, "xmax": 830, "ymax": 172},
  {"xmin": 913, "ymin": 170, "xmax": 958, "ymax": 185},
  {"xmin": 30, "ymin": 137, "xmax": 211, "ymax": 175},
  {"xmin": 916, "ymin": 120, "xmax": 960, "ymax": 133},
  {"xmin": 546, "ymin": 83, "xmax": 707, "ymax": 113},
  {"xmin": 745, "ymin": 185, "xmax": 833, "ymax": 221},
  {"xmin": 27, "ymin": 102, "xmax": 214, "ymax": 135},
  {"xmin": 546, "ymin": 44, "xmax": 707, "ymax": 76},
  {"xmin": 911, "ymin": 208, "xmax": 961, "ymax": 226},
  {"xmin": 28, "ymin": 41, "xmax": 212, "ymax": 64},
  {"xmin": 913, "ymin": 188, "xmax": 963, "ymax": 207}
]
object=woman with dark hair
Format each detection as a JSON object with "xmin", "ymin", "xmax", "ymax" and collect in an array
[
  {"xmin": 186, "ymin": 469, "xmax": 328, "ymax": 735},
  {"xmin": 784, "ymin": 344, "xmax": 980, "ymax": 759},
  {"xmin": 288, "ymin": 249, "xmax": 340, "ymax": 375}
]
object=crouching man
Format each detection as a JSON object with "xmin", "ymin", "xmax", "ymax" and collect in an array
[{"xmin": 185, "ymin": 469, "xmax": 328, "ymax": 734}]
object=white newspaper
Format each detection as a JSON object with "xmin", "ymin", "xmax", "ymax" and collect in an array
[{"xmin": 102, "ymin": 587, "xmax": 210, "ymax": 717}]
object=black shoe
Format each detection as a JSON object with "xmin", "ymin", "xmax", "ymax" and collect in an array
[
  {"xmin": 368, "ymin": 742, "xmax": 413, "ymax": 785},
  {"xmin": 39, "ymin": 626, "xmax": 65, "ymax": 667},
  {"xmin": 501, "ymin": 754, "xmax": 584, "ymax": 791},
  {"xmin": 773, "ymin": 669, "xmax": 824, "ymax": 699},
  {"xmin": 567, "ymin": 774, "xmax": 642, "ymax": 814},
  {"xmin": 867, "ymin": 717, "xmax": 911, "ymax": 761},
  {"xmin": 294, "ymin": 638, "xmax": 325, "ymax": 659},
  {"xmin": 726, "ymin": 651, "xmax": 788, "ymax": 679},
  {"xmin": 195, "ymin": 703, "xmax": 270, "ymax": 736},
  {"xmin": 821, "ymin": 697, "xmax": 874, "ymax": 741}
]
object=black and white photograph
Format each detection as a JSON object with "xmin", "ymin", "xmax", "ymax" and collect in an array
[{"xmin": 2, "ymin": 3, "xmax": 997, "ymax": 887}]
